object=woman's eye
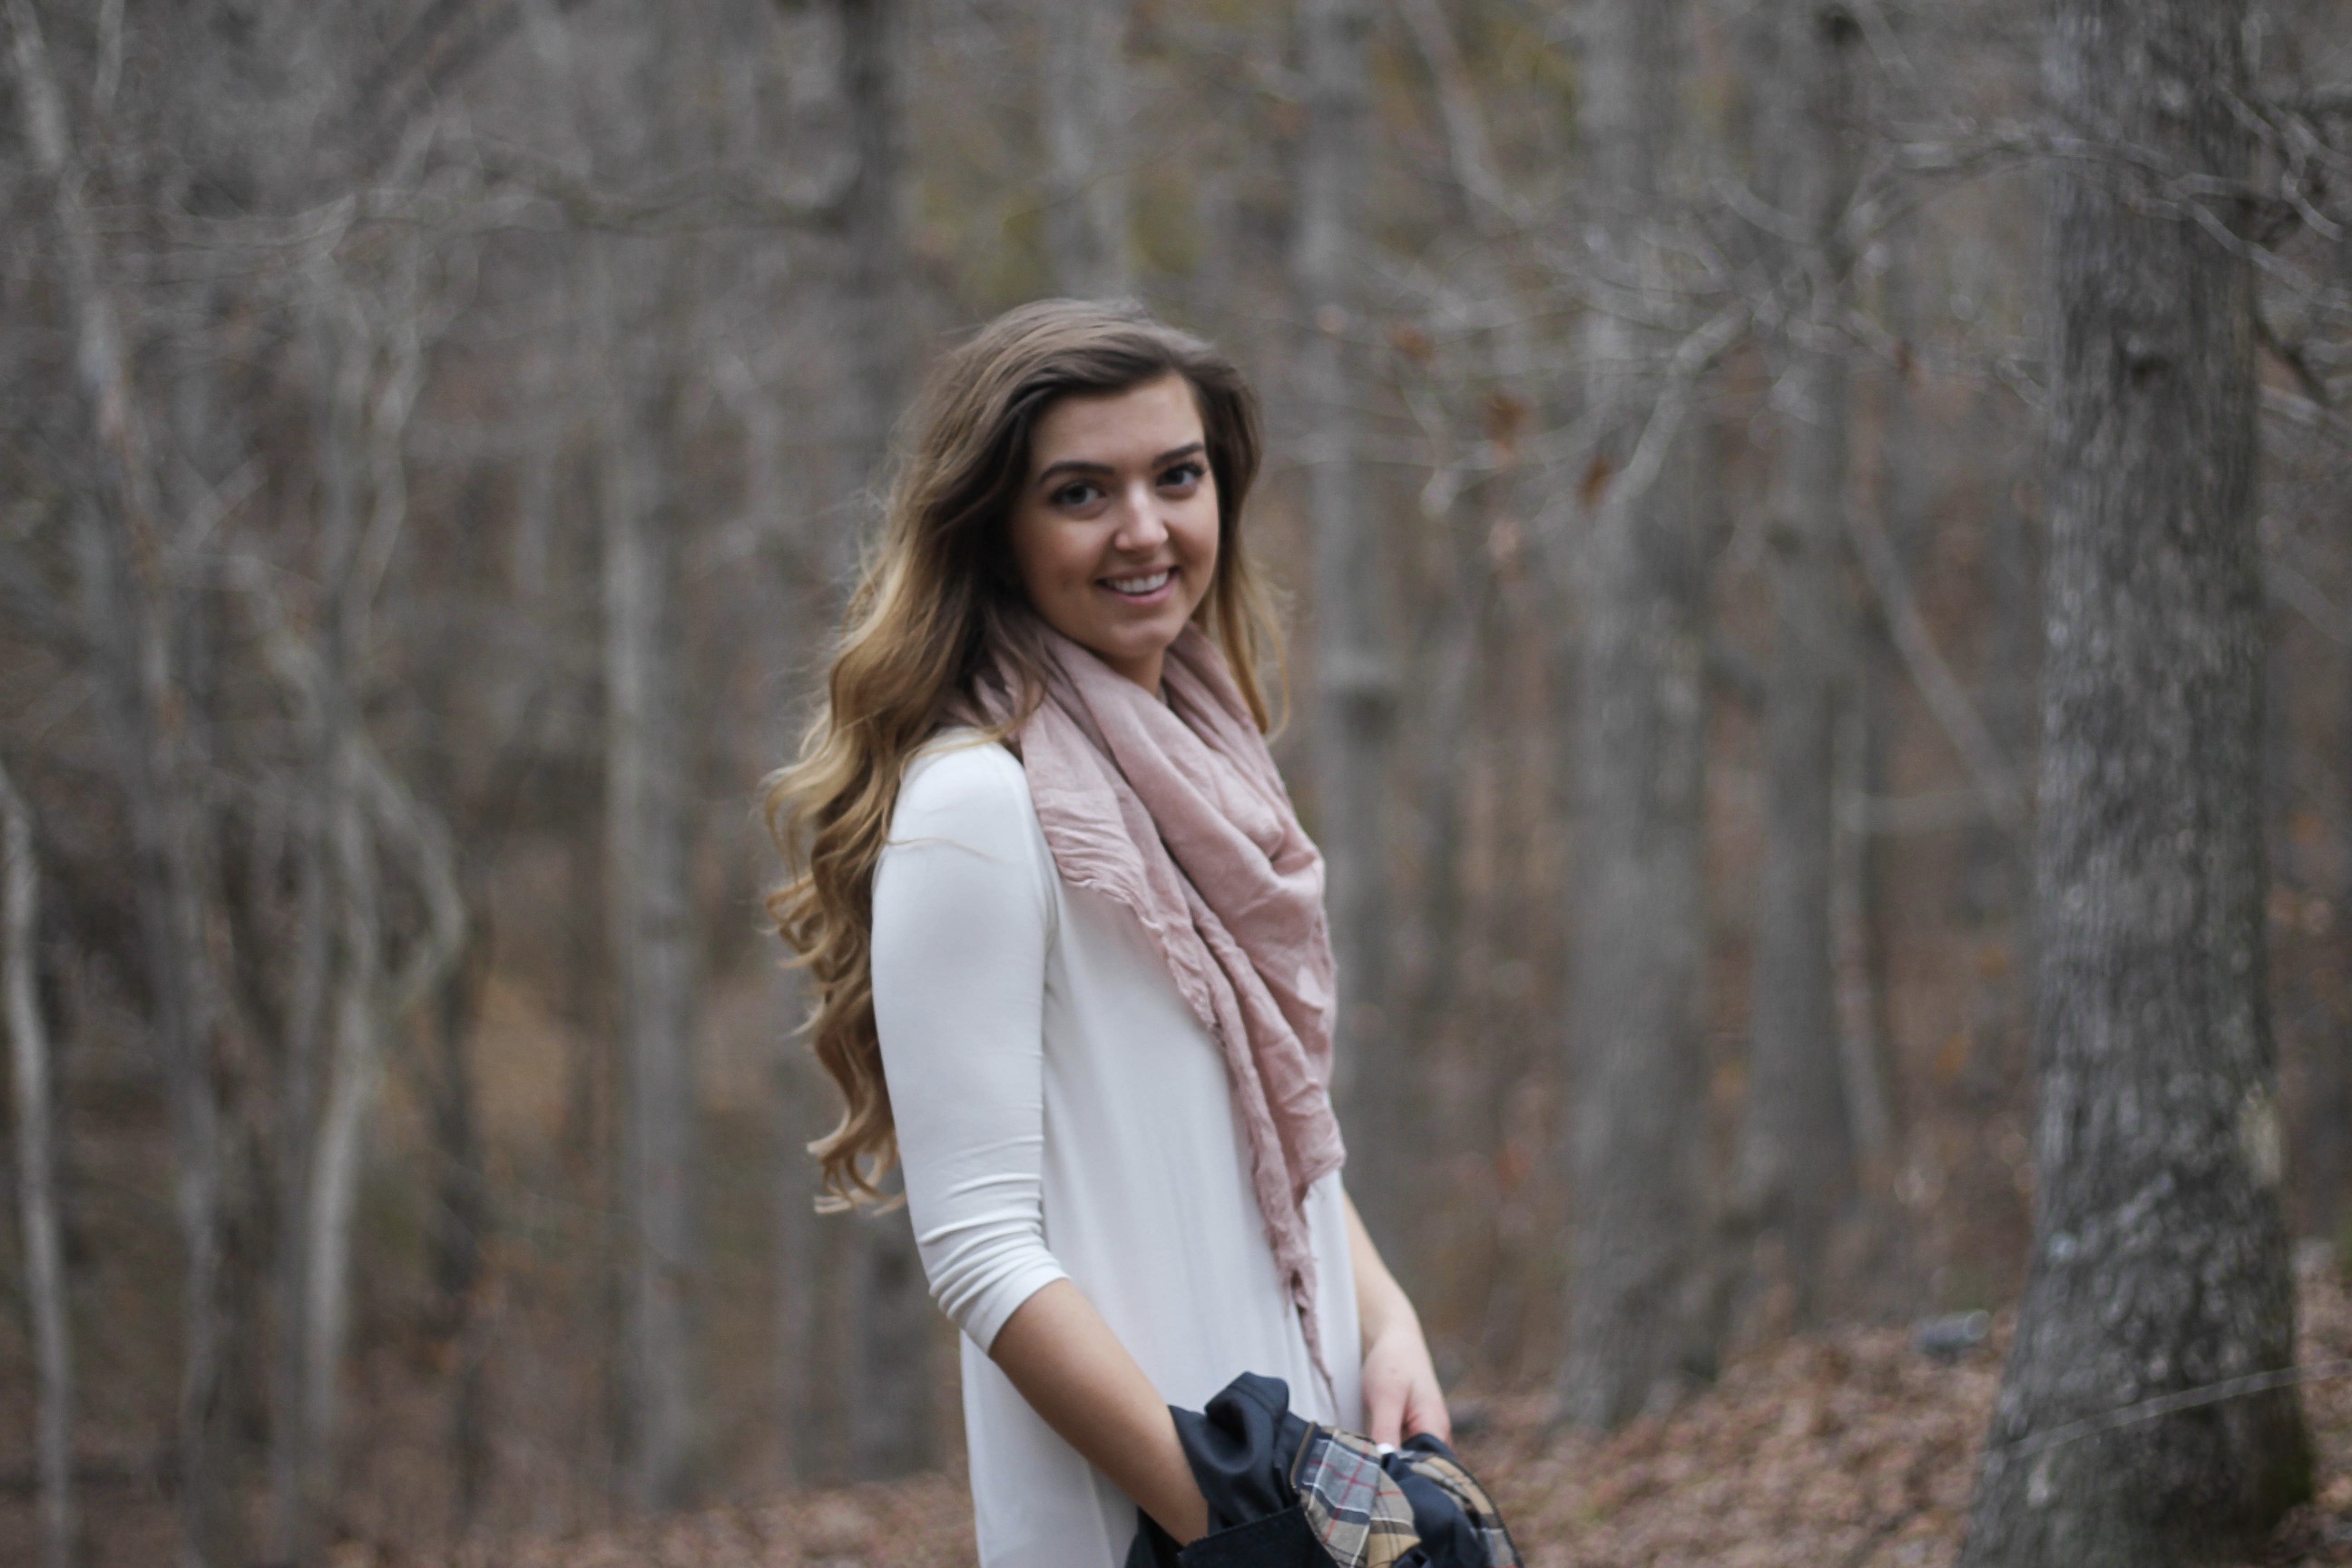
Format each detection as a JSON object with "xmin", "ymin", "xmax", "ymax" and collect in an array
[
  {"xmin": 1053, "ymin": 481, "xmax": 1104, "ymax": 508},
  {"xmin": 1158, "ymin": 462, "xmax": 1204, "ymax": 490}
]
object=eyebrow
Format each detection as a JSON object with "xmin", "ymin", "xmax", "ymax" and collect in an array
[{"xmin": 1034, "ymin": 441, "xmax": 1207, "ymax": 486}]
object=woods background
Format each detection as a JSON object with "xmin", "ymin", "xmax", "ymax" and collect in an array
[{"xmin": 3, "ymin": 0, "xmax": 2350, "ymax": 1564}]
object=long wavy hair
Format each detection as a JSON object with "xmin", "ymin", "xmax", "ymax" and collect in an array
[{"xmin": 764, "ymin": 299, "xmax": 1285, "ymax": 1205}]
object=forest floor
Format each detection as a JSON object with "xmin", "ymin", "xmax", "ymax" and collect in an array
[{"xmin": 418, "ymin": 1255, "xmax": 2352, "ymax": 1568}]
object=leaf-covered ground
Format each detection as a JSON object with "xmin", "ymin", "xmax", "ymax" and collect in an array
[
  {"xmin": 1465, "ymin": 1253, "xmax": 2352, "ymax": 1568},
  {"xmin": 404, "ymin": 1259, "xmax": 2352, "ymax": 1568},
  {"xmin": 403, "ymin": 1261, "xmax": 2352, "ymax": 1567}
]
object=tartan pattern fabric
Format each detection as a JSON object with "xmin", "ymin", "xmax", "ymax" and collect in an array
[
  {"xmin": 1293, "ymin": 1427, "xmax": 1422, "ymax": 1568},
  {"xmin": 1135, "ymin": 1376, "xmax": 1526, "ymax": 1568},
  {"xmin": 1393, "ymin": 1446, "xmax": 1523, "ymax": 1568}
]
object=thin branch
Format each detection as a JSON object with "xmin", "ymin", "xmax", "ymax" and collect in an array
[
  {"xmin": 2265, "ymin": 554, "xmax": 2351, "ymax": 649},
  {"xmin": 1847, "ymin": 505, "xmax": 2028, "ymax": 829},
  {"xmin": 472, "ymin": 150, "xmax": 854, "ymax": 233},
  {"xmin": 1992, "ymin": 1359, "xmax": 2352, "ymax": 1465},
  {"xmin": 1602, "ymin": 300, "xmax": 1752, "ymax": 515},
  {"xmin": 1392, "ymin": 0, "xmax": 1524, "ymax": 230}
]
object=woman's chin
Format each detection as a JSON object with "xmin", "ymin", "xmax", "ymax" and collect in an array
[{"xmin": 1072, "ymin": 624, "xmax": 1181, "ymax": 682}]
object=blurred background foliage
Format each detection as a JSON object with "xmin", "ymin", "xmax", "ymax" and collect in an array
[{"xmin": 1, "ymin": 0, "xmax": 2349, "ymax": 1563}]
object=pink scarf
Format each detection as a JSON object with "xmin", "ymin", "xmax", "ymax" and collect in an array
[{"xmin": 995, "ymin": 621, "xmax": 1348, "ymax": 1383}]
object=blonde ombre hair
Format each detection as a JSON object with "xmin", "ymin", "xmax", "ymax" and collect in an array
[{"xmin": 765, "ymin": 299, "xmax": 1285, "ymax": 1205}]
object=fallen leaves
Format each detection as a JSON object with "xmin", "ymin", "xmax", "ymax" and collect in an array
[{"xmin": 369, "ymin": 1267, "xmax": 2352, "ymax": 1567}]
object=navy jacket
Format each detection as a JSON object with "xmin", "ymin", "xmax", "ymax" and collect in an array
[{"xmin": 1123, "ymin": 1374, "xmax": 1521, "ymax": 1568}]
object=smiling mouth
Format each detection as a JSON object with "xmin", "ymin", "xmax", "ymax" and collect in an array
[{"xmin": 1102, "ymin": 568, "xmax": 1173, "ymax": 597}]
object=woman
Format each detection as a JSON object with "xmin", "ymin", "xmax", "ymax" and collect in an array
[{"xmin": 767, "ymin": 299, "xmax": 1447, "ymax": 1565}]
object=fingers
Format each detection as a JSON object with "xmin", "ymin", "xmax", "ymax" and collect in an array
[
  {"xmin": 1367, "ymin": 1393, "xmax": 1405, "ymax": 1447},
  {"xmin": 1402, "ymin": 1377, "xmax": 1452, "ymax": 1445},
  {"xmin": 1354, "ymin": 1354, "xmax": 1401, "ymax": 1457}
]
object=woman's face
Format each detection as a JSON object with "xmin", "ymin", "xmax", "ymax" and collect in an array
[{"xmin": 1007, "ymin": 373, "xmax": 1220, "ymax": 693}]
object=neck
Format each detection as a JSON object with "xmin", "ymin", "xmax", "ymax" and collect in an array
[{"xmin": 1107, "ymin": 647, "xmax": 1166, "ymax": 696}]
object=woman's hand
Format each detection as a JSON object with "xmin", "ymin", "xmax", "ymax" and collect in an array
[
  {"xmin": 1360, "ymin": 1314, "xmax": 1451, "ymax": 1446},
  {"xmin": 1343, "ymin": 1192, "xmax": 1452, "ymax": 1447}
]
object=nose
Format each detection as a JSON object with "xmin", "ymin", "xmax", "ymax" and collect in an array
[{"xmin": 1111, "ymin": 476, "xmax": 1171, "ymax": 554}]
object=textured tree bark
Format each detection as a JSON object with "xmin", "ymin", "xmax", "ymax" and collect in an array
[
  {"xmin": 1041, "ymin": 0, "xmax": 1132, "ymax": 299},
  {"xmin": 1296, "ymin": 0, "xmax": 1405, "ymax": 1248},
  {"xmin": 8, "ymin": 6, "xmax": 228, "ymax": 1559},
  {"xmin": 1734, "ymin": 0, "xmax": 1862, "ymax": 1318},
  {"xmin": 1956, "ymin": 2, "xmax": 2314, "ymax": 1560},
  {"xmin": 1558, "ymin": 0, "xmax": 1717, "ymax": 1431},
  {"xmin": 3, "ymin": 759, "xmax": 75, "ymax": 1568}
]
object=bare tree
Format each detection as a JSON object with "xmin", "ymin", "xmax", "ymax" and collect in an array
[
  {"xmin": 1834, "ymin": 249, "xmax": 1930, "ymax": 1204},
  {"xmin": 4, "ymin": 756, "xmax": 74, "ymax": 1568},
  {"xmin": 1958, "ymin": 0, "xmax": 2314, "ymax": 1559},
  {"xmin": 7, "ymin": 5, "xmax": 229, "ymax": 1555},
  {"xmin": 1296, "ymin": 0, "xmax": 1405, "ymax": 1246},
  {"xmin": 833, "ymin": 0, "xmax": 914, "ymax": 581},
  {"xmin": 219, "ymin": 237, "xmax": 468, "ymax": 1561},
  {"xmin": 15, "ymin": 0, "xmax": 2352, "ymax": 1557},
  {"xmin": 827, "ymin": 0, "xmax": 936, "ymax": 1482},
  {"xmin": 2319, "ymin": 702, "xmax": 2352, "ymax": 1240},
  {"xmin": 1040, "ymin": 0, "xmax": 1132, "ymax": 298},
  {"xmin": 582, "ymin": 185, "xmax": 705, "ymax": 1504},
  {"xmin": 1558, "ymin": 0, "xmax": 1718, "ymax": 1430},
  {"xmin": 1733, "ymin": 0, "xmax": 1864, "ymax": 1318},
  {"xmin": 263, "ymin": 639, "xmax": 335, "ymax": 1567}
]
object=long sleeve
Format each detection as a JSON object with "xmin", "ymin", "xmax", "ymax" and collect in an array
[{"xmin": 870, "ymin": 740, "xmax": 1071, "ymax": 1351}]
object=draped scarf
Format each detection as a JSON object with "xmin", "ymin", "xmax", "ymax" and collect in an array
[{"xmin": 988, "ymin": 619, "xmax": 1348, "ymax": 1385}]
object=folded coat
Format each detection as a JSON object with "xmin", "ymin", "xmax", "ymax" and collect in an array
[{"xmin": 1125, "ymin": 1374, "xmax": 1523, "ymax": 1568}]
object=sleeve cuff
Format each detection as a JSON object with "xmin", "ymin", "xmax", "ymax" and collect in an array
[{"xmin": 960, "ymin": 1259, "xmax": 1073, "ymax": 1354}]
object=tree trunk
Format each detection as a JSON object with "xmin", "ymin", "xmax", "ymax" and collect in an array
[
  {"xmin": 2317, "ymin": 680, "xmax": 2352, "ymax": 1243},
  {"xmin": 8, "ymin": 6, "xmax": 228, "ymax": 1557},
  {"xmin": 1734, "ymin": 0, "xmax": 1862, "ymax": 1318},
  {"xmin": 1041, "ymin": 0, "xmax": 1132, "ymax": 298},
  {"xmin": 1962, "ymin": 394, "xmax": 2038, "ymax": 1112},
  {"xmin": 601, "ymin": 317, "xmax": 701, "ymax": 1511},
  {"xmin": 429, "ymin": 935, "xmax": 492, "ymax": 1527},
  {"xmin": 832, "ymin": 0, "xmax": 912, "ymax": 585},
  {"xmin": 1296, "ymin": 0, "xmax": 1403, "ymax": 1247},
  {"xmin": 299, "ymin": 720, "xmax": 387, "ymax": 1534},
  {"xmin": 265, "ymin": 727, "xmax": 331, "ymax": 1567},
  {"xmin": 250, "ymin": 269, "xmax": 457, "ymax": 1562},
  {"xmin": 4, "ymin": 759, "xmax": 75, "ymax": 1568},
  {"xmin": 1838, "ymin": 241, "xmax": 1935, "ymax": 1202},
  {"xmin": 1558, "ymin": 0, "xmax": 1716, "ymax": 1431},
  {"xmin": 823, "ymin": 0, "xmax": 936, "ymax": 1480},
  {"xmin": 1957, "ymin": 2, "xmax": 2314, "ymax": 1560},
  {"xmin": 773, "ymin": 987, "xmax": 844, "ymax": 1484},
  {"xmin": 1957, "ymin": 382, "xmax": 2038, "ymax": 908}
]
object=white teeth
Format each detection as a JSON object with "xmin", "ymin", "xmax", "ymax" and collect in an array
[{"xmin": 1106, "ymin": 569, "xmax": 1171, "ymax": 594}]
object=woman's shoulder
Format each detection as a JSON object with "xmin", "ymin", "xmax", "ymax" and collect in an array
[
  {"xmin": 885, "ymin": 731, "xmax": 1054, "ymax": 921},
  {"xmin": 893, "ymin": 729, "xmax": 1035, "ymax": 834}
]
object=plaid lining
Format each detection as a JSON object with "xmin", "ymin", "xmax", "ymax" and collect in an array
[
  {"xmin": 1394, "ymin": 1446, "xmax": 1524, "ymax": 1567},
  {"xmin": 1291, "ymin": 1425, "xmax": 1524, "ymax": 1568},
  {"xmin": 1294, "ymin": 1428, "xmax": 1426, "ymax": 1568}
]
